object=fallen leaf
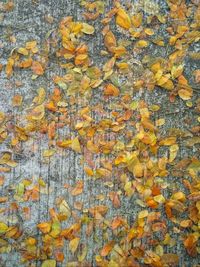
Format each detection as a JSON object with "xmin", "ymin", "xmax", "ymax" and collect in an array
[
  {"xmin": 104, "ymin": 83, "xmax": 120, "ymax": 96},
  {"xmin": 116, "ymin": 8, "xmax": 131, "ymax": 29},
  {"xmin": 41, "ymin": 259, "xmax": 56, "ymax": 267},
  {"xmin": 71, "ymin": 137, "xmax": 81, "ymax": 153},
  {"xmin": 0, "ymin": 222, "xmax": 8, "ymax": 234},
  {"xmin": 32, "ymin": 61, "xmax": 44, "ymax": 75},
  {"xmin": 69, "ymin": 237, "xmax": 80, "ymax": 253},
  {"xmin": 100, "ymin": 241, "xmax": 115, "ymax": 257},
  {"xmin": 81, "ymin": 23, "xmax": 95, "ymax": 34},
  {"xmin": 178, "ymin": 89, "xmax": 192, "ymax": 100},
  {"xmin": 37, "ymin": 222, "xmax": 51, "ymax": 234},
  {"xmin": 43, "ymin": 149, "xmax": 55, "ymax": 157},
  {"xmin": 169, "ymin": 144, "xmax": 179, "ymax": 163},
  {"xmin": 71, "ymin": 181, "xmax": 84, "ymax": 196}
]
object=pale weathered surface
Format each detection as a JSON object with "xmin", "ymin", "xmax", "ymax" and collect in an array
[{"xmin": 0, "ymin": 0, "xmax": 199, "ymax": 267}]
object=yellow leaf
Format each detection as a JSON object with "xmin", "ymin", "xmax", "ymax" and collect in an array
[
  {"xmin": 59, "ymin": 200, "xmax": 71, "ymax": 218},
  {"xmin": 151, "ymin": 62, "xmax": 161, "ymax": 73},
  {"xmin": 26, "ymin": 40, "xmax": 37, "ymax": 50},
  {"xmin": 104, "ymin": 31, "xmax": 116, "ymax": 52},
  {"xmin": 41, "ymin": 259, "xmax": 56, "ymax": 267},
  {"xmin": 96, "ymin": 168, "xmax": 111, "ymax": 178},
  {"xmin": 103, "ymin": 57, "xmax": 115, "ymax": 72},
  {"xmin": 78, "ymin": 245, "xmax": 88, "ymax": 262},
  {"xmin": 43, "ymin": 149, "xmax": 55, "ymax": 157},
  {"xmin": 116, "ymin": 8, "xmax": 131, "ymax": 29},
  {"xmin": 131, "ymin": 13, "xmax": 142, "ymax": 28},
  {"xmin": 144, "ymin": 28, "xmax": 154, "ymax": 35},
  {"xmin": 127, "ymin": 155, "xmax": 144, "ymax": 178},
  {"xmin": 116, "ymin": 62, "xmax": 129, "ymax": 69},
  {"xmin": 37, "ymin": 222, "xmax": 51, "ymax": 234},
  {"xmin": 108, "ymin": 260, "xmax": 120, "ymax": 267},
  {"xmin": 159, "ymin": 137, "xmax": 176, "ymax": 146},
  {"xmin": 71, "ymin": 137, "xmax": 81, "ymax": 153},
  {"xmin": 75, "ymin": 54, "xmax": 88, "ymax": 65},
  {"xmin": 155, "ymin": 118, "xmax": 165, "ymax": 127},
  {"xmin": 138, "ymin": 210, "xmax": 148, "ymax": 219},
  {"xmin": 157, "ymin": 74, "xmax": 170, "ymax": 86},
  {"xmin": 0, "ymin": 153, "xmax": 18, "ymax": 167},
  {"xmin": 18, "ymin": 47, "xmax": 28, "ymax": 56},
  {"xmin": 169, "ymin": 36, "xmax": 178, "ymax": 46},
  {"xmin": 72, "ymin": 22, "xmax": 82, "ymax": 34},
  {"xmin": 153, "ymin": 38, "xmax": 165, "ymax": 46},
  {"xmin": 57, "ymin": 139, "xmax": 72, "ymax": 148},
  {"xmin": 161, "ymin": 79, "xmax": 174, "ymax": 90},
  {"xmin": 30, "ymin": 104, "xmax": 45, "ymax": 120},
  {"xmin": 0, "ymin": 222, "xmax": 8, "ymax": 234},
  {"xmin": 87, "ymin": 140, "xmax": 99, "ymax": 153},
  {"xmin": 84, "ymin": 167, "xmax": 94, "ymax": 176},
  {"xmin": 33, "ymin": 87, "xmax": 46, "ymax": 105},
  {"xmin": 69, "ymin": 237, "xmax": 80, "ymax": 253},
  {"xmin": 169, "ymin": 144, "xmax": 179, "ymax": 163},
  {"xmin": 154, "ymin": 195, "xmax": 166, "ymax": 204},
  {"xmin": 171, "ymin": 65, "xmax": 184, "ymax": 79},
  {"xmin": 136, "ymin": 40, "xmax": 149, "ymax": 48},
  {"xmin": 149, "ymin": 104, "xmax": 160, "ymax": 111},
  {"xmin": 81, "ymin": 23, "xmax": 95, "ymax": 34},
  {"xmin": 178, "ymin": 89, "xmax": 192, "ymax": 100},
  {"xmin": 172, "ymin": 191, "xmax": 186, "ymax": 202}
]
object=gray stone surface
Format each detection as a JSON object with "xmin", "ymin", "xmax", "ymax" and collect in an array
[{"xmin": 0, "ymin": 0, "xmax": 199, "ymax": 266}]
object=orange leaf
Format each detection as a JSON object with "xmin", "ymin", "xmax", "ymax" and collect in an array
[
  {"xmin": 0, "ymin": 176, "xmax": 5, "ymax": 186},
  {"xmin": 12, "ymin": 95, "xmax": 23, "ymax": 107},
  {"xmin": 111, "ymin": 217, "xmax": 123, "ymax": 230},
  {"xmin": 109, "ymin": 192, "xmax": 121, "ymax": 208},
  {"xmin": 55, "ymin": 251, "xmax": 64, "ymax": 262},
  {"xmin": 32, "ymin": 61, "xmax": 44, "ymax": 75},
  {"xmin": 6, "ymin": 58, "xmax": 14, "ymax": 78},
  {"xmin": 19, "ymin": 58, "xmax": 33, "ymax": 68},
  {"xmin": 104, "ymin": 31, "xmax": 116, "ymax": 52},
  {"xmin": 71, "ymin": 181, "xmax": 84, "ymax": 196},
  {"xmin": 48, "ymin": 121, "xmax": 56, "ymax": 140},
  {"xmin": 131, "ymin": 13, "xmax": 143, "ymax": 28},
  {"xmin": 100, "ymin": 241, "xmax": 115, "ymax": 257},
  {"xmin": 37, "ymin": 222, "xmax": 51, "ymax": 233},
  {"xmin": 104, "ymin": 83, "xmax": 120, "ymax": 96}
]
